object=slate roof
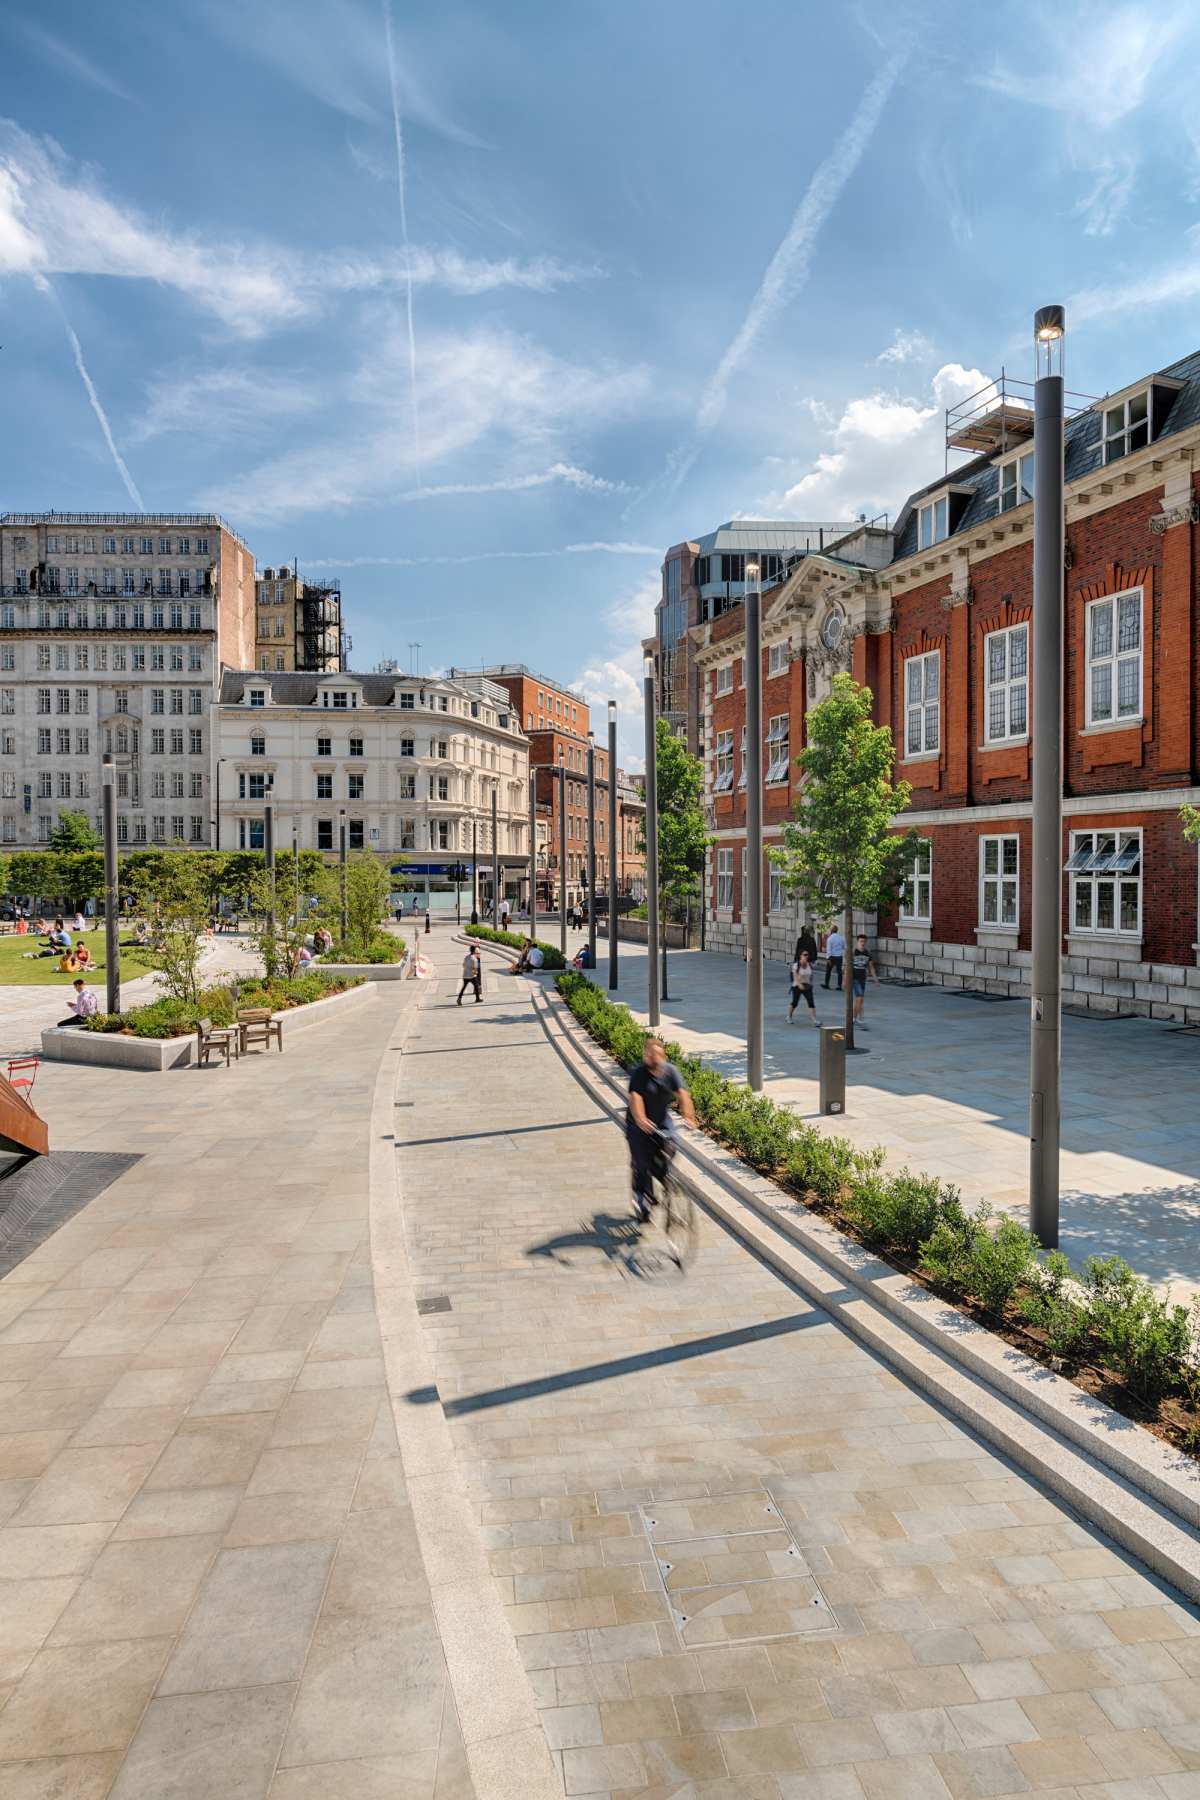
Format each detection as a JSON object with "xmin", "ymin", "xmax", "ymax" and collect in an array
[
  {"xmin": 891, "ymin": 347, "xmax": 1200, "ymax": 562},
  {"xmin": 216, "ymin": 669, "xmax": 512, "ymax": 712}
]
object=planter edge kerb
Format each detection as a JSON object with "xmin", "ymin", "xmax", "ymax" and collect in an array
[{"xmin": 40, "ymin": 980, "xmax": 374, "ymax": 1071}]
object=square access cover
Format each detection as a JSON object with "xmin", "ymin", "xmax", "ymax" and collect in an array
[{"xmin": 639, "ymin": 1490, "xmax": 838, "ymax": 1649}]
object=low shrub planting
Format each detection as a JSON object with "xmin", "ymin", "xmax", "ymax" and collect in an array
[
  {"xmin": 465, "ymin": 923, "xmax": 567, "ymax": 969},
  {"xmin": 322, "ymin": 933, "xmax": 405, "ymax": 964},
  {"xmin": 83, "ymin": 971, "xmax": 363, "ymax": 1038},
  {"xmin": 554, "ymin": 969, "xmax": 1200, "ymax": 1453}
]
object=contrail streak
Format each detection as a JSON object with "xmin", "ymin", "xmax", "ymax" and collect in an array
[
  {"xmin": 34, "ymin": 275, "xmax": 145, "ymax": 508},
  {"xmin": 382, "ymin": 0, "xmax": 421, "ymax": 483},
  {"xmin": 659, "ymin": 53, "xmax": 907, "ymax": 502}
]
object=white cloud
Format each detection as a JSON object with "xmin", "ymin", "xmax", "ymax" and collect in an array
[
  {"xmin": 975, "ymin": 4, "xmax": 1193, "ymax": 237},
  {"xmin": 212, "ymin": 324, "xmax": 648, "ymax": 523},
  {"xmin": 132, "ymin": 369, "xmax": 317, "ymax": 442},
  {"xmin": 876, "ymin": 327, "xmax": 933, "ymax": 366},
  {"xmin": 0, "ymin": 125, "xmax": 596, "ymax": 336},
  {"xmin": 572, "ymin": 570, "xmax": 660, "ymax": 769},
  {"xmin": 398, "ymin": 463, "xmax": 627, "ymax": 501},
  {"xmin": 1071, "ymin": 228, "xmax": 1200, "ymax": 323},
  {"xmin": 654, "ymin": 53, "xmax": 907, "ymax": 502},
  {"xmin": 763, "ymin": 363, "xmax": 990, "ymax": 523}
]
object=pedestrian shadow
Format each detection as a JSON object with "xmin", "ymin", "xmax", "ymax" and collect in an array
[{"xmin": 526, "ymin": 1208, "xmax": 687, "ymax": 1282}]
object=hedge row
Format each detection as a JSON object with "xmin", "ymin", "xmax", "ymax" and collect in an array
[
  {"xmin": 555, "ymin": 970, "xmax": 1200, "ymax": 1440},
  {"xmin": 464, "ymin": 923, "xmax": 567, "ymax": 969}
]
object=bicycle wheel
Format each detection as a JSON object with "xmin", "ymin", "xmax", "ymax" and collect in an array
[{"xmin": 661, "ymin": 1165, "xmax": 697, "ymax": 1261}]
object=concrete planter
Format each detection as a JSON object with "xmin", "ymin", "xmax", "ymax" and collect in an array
[
  {"xmin": 597, "ymin": 917, "xmax": 695, "ymax": 948},
  {"xmin": 41, "ymin": 980, "xmax": 373, "ymax": 1072},
  {"xmin": 319, "ymin": 952, "xmax": 410, "ymax": 981}
]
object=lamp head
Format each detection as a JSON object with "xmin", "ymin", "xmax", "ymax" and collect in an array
[
  {"xmin": 745, "ymin": 560, "xmax": 760, "ymax": 580},
  {"xmin": 643, "ymin": 655, "xmax": 654, "ymax": 682},
  {"xmin": 607, "ymin": 699, "xmax": 616, "ymax": 723},
  {"xmin": 1033, "ymin": 303, "xmax": 1066, "ymax": 380}
]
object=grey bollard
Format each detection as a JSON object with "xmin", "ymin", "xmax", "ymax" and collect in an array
[{"xmin": 819, "ymin": 1026, "xmax": 846, "ymax": 1115}]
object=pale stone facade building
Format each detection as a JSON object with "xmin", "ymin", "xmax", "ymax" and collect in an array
[
  {"xmin": 0, "ymin": 512, "xmax": 255, "ymax": 848},
  {"xmin": 213, "ymin": 669, "xmax": 530, "ymax": 897}
]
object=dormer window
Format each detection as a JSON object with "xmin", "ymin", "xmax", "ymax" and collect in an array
[
  {"xmin": 249, "ymin": 688, "xmax": 265, "ymax": 708},
  {"xmin": 998, "ymin": 449, "xmax": 1035, "ymax": 513},
  {"xmin": 399, "ymin": 691, "xmax": 414, "ymax": 709},
  {"xmin": 1103, "ymin": 392, "xmax": 1148, "ymax": 464},
  {"xmin": 918, "ymin": 495, "xmax": 949, "ymax": 549}
]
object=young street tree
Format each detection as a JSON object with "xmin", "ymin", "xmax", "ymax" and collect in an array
[
  {"xmin": 49, "ymin": 810, "xmax": 99, "ymax": 853},
  {"xmin": 771, "ymin": 673, "xmax": 918, "ymax": 1053}
]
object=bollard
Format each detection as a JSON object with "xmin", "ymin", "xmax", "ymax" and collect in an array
[
  {"xmin": 424, "ymin": 910, "xmax": 431, "ymax": 935},
  {"xmin": 819, "ymin": 1026, "xmax": 846, "ymax": 1115}
]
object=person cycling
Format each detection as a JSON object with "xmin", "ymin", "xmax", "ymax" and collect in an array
[{"xmin": 627, "ymin": 1036, "xmax": 696, "ymax": 1223}]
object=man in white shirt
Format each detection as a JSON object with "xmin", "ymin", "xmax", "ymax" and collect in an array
[
  {"xmin": 823, "ymin": 926, "xmax": 845, "ymax": 991},
  {"xmin": 458, "ymin": 947, "xmax": 483, "ymax": 1005},
  {"xmin": 58, "ymin": 978, "xmax": 99, "ymax": 1026}
]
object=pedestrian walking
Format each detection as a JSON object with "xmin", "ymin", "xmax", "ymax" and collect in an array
[
  {"xmin": 852, "ymin": 934, "xmax": 877, "ymax": 1027},
  {"xmin": 500, "ymin": 897, "xmax": 511, "ymax": 930},
  {"xmin": 794, "ymin": 925, "xmax": 818, "ymax": 968},
  {"xmin": 788, "ymin": 950, "xmax": 819, "ymax": 1026},
  {"xmin": 457, "ymin": 946, "xmax": 483, "ymax": 1005},
  {"xmin": 822, "ymin": 925, "xmax": 845, "ymax": 990}
]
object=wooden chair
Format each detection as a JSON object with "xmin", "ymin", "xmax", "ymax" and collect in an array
[
  {"xmin": 237, "ymin": 1007, "xmax": 283, "ymax": 1054},
  {"xmin": 196, "ymin": 1018, "xmax": 238, "ymax": 1069}
]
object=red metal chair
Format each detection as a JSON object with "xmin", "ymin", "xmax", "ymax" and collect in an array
[{"xmin": 6, "ymin": 1057, "xmax": 39, "ymax": 1102}]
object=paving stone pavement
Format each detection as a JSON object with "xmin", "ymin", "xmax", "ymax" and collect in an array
[
  {"xmin": 0, "ymin": 976, "xmax": 473, "ymax": 1799},
  {"xmin": 396, "ymin": 932, "xmax": 1200, "ymax": 1800}
]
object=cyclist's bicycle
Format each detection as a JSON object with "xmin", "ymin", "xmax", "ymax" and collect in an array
[{"xmin": 642, "ymin": 1129, "xmax": 697, "ymax": 1261}]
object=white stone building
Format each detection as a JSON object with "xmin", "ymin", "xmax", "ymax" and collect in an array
[
  {"xmin": 213, "ymin": 670, "xmax": 530, "ymax": 897},
  {"xmin": 0, "ymin": 512, "xmax": 256, "ymax": 848}
]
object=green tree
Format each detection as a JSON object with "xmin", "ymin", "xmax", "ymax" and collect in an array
[
  {"xmin": 125, "ymin": 854, "xmax": 210, "ymax": 1005},
  {"xmin": 49, "ymin": 810, "xmax": 99, "ymax": 852},
  {"xmin": 770, "ymin": 673, "xmax": 918, "ymax": 1052},
  {"xmin": 341, "ymin": 851, "xmax": 391, "ymax": 955},
  {"xmin": 250, "ymin": 854, "xmax": 335, "ymax": 978},
  {"xmin": 1182, "ymin": 804, "xmax": 1200, "ymax": 845},
  {"xmin": 640, "ymin": 720, "xmax": 709, "ymax": 983},
  {"xmin": 9, "ymin": 851, "xmax": 64, "ymax": 908}
]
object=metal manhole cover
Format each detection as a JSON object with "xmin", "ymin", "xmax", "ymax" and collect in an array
[
  {"xmin": 416, "ymin": 1295, "xmax": 451, "ymax": 1314},
  {"xmin": 639, "ymin": 1490, "xmax": 837, "ymax": 1649}
]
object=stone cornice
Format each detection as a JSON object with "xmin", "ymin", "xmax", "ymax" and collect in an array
[{"xmin": 1149, "ymin": 497, "xmax": 1200, "ymax": 534}]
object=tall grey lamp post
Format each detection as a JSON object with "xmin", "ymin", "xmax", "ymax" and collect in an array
[
  {"xmin": 1029, "ymin": 304, "xmax": 1066, "ymax": 1250},
  {"xmin": 745, "ymin": 560, "xmax": 764, "ymax": 1092},
  {"xmin": 607, "ymin": 700, "xmax": 619, "ymax": 990},
  {"xmin": 101, "ymin": 753, "xmax": 119, "ymax": 1015},
  {"xmin": 528, "ymin": 771, "xmax": 537, "ymax": 924},
  {"xmin": 491, "ymin": 784, "xmax": 499, "ymax": 927},
  {"xmin": 643, "ymin": 657, "xmax": 661, "ymax": 1028},
  {"xmin": 586, "ymin": 730, "xmax": 597, "ymax": 968},
  {"xmin": 557, "ymin": 747, "xmax": 567, "ymax": 958},
  {"xmin": 338, "ymin": 808, "xmax": 348, "ymax": 942},
  {"xmin": 264, "ymin": 781, "xmax": 275, "ymax": 964},
  {"xmin": 470, "ymin": 816, "xmax": 478, "ymax": 926}
]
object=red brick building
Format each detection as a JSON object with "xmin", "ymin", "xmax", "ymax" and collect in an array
[
  {"xmin": 475, "ymin": 665, "xmax": 610, "ymax": 910},
  {"xmin": 693, "ymin": 348, "xmax": 1200, "ymax": 1021}
]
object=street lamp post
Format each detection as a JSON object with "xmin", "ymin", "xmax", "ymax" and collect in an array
[
  {"xmin": 643, "ymin": 657, "xmax": 661, "ymax": 1028},
  {"xmin": 586, "ymin": 731, "xmax": 597, "ymax": 969},
  {"xmin": 1030, "ymin": 304, "xmax": 1066, "ymax": 1251},
  {"xmin": 558, "ymin": 747, "xmax": 567, "ymax": 958},
  {"xmin": 471, "ymin": 816, "xmax": 478, "ymax": 926},
  {"xmin": 264, "ymin": 785, "xmax": 275, "ymax": 967},
  {"xmin": 528, "ymin": 770, "xmax": 537, "ymax": 926},
  {"xmin": 101, "ymin": 753, "xmax": 119, "ymax": 1015},
  {"xmin": 338, "ymin": 808, "xmax": 348, "ymax": 942},
  {"xmin": 745, "ymin": 561, "xmax": 764, "ymax": 1092},
  {"xmin": 607, "ymin": 700, "xmax": 619, "ymax": 990},
  {"xmin": 491, "ymin": 784, "xmax": 499, "ymax": 929}
]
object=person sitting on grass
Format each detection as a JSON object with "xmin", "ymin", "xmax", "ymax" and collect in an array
[
  {"xmin": 56, "ymin": 977, "xmax": 98, "ymax": 1027},
  {"xmin": 39, "ymin": 916, "xmax": 72, "ymax": 957}
]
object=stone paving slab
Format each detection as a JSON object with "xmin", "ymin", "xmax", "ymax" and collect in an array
[
  {"xmin": 394, "ymin": 931, "xmax": 1200, "ymax": 1800},
  {"xmin": 0, "ymin": 975, "xmax": 473, "ymax": 1799},
  {"xmin": 573, "ymin": 936, "xmax": 1200, "ymax": 1301}
]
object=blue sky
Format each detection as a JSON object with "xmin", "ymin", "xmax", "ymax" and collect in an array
[{"xmin": 3, "ymin": 0, "xmax": 1200, "ymax": 765}]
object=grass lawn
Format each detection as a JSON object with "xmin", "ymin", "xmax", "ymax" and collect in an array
[{"xmin": 0, "ymin": 933, "xmax": 160, "ymax": 988}]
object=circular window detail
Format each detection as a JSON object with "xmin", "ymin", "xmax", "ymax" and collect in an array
[{"xmin": 821, "ymin": 607, "xmax": 846, "ymax": 650}]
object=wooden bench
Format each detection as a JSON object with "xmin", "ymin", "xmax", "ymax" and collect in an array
[
  {"xmin": 196, "ymin": 1017, "xmax": 238, "ymax": 1069},
  {"xmin": 237, "ymin": 1007, "xmax": 283, "ymax": 1054}
]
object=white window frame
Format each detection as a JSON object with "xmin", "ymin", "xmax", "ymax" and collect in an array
[
  {"xmin": 715, "ymin": 664, "xmax": 734, "ymax": 695},
  {"xmin": 1066, "ymin": 828, "xmax": 1141, "ymax": 938},
  {"xmin": 904, "ymin": 651, "xmax": 940, "ymax": 757},
  {"xmin": 900, "ymin": 839, "xmax": 932, "ymax": 923},
  {"xmin": 984, "ymin": 623, "xmax": 1028, "ymax": 743},
  {"xmin": 979, "ymin": 834, "xmax": 1019, "ymax": 930},
  {"xmin": 767, "ymin": 643, "xmax": 788, "ymax": 677},
  {"xmin": 769, "ymin": 867, "xmax": 789, "ymax": 914},
  {"xmin": 997, "ymin": 448, "xmax": 1035, "ymax": 513},
  {"xmin": 918, "ymin": 494, "xmax": 949, "ymax": 549},
  {"xmin": 713, "ymin": 730, "xmax": 734, "ymax": 792},
  {"xmin": 1102, "ymin": 392, "xmax": 1149, "ymax": 465},
  {"xmin": 765, "ymin": 714, "xmax": 790, "ymax": 783},
  {"xmin": 716, "ymin": 847, "xmax": 734, "ymax": 911},
  {"xmin": 738, "ymin": 725, "xmax": 748, "ymax": 789},
  {"xmin": 1085, "ymin": 588, "xmax": 1142, "ymax": 727}
]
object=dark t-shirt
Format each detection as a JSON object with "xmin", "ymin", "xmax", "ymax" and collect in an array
[
  {"xmin": 852, "ymin": 946, "xmax": 872, "ymax": 978},
  {"xmin": 628, "ymin": 1060, "xmax": 683, "ymax": 1130}
]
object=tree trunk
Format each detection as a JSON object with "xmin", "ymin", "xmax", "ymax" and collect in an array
[{"xmin": 843, "ymin": 900, "xmax": 855, "ymax": 1052}]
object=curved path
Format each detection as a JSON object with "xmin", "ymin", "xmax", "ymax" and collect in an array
[{"xmin": 1, "ymin": 928, "xmax": 1199, "ymax": 1799}]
